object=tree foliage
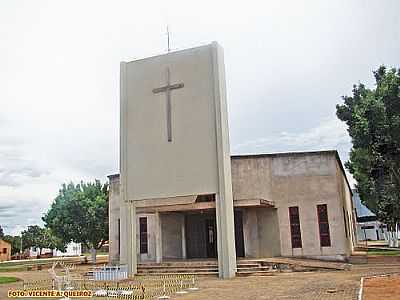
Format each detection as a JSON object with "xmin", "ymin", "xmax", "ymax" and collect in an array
[
  {"xmin": 43, "ymin": 180, "xmax": 109, "ymax": 252},
  {"xmin": 0, "ymin": 225, "xmax": 4, "ymax": 239},
  {"xmin": 336, "ymin": 66, "xmax": 400, "ymax": 230},
  {"xmin": 21, "ymin": 225, "xmax": 65, "ymax": 251}
]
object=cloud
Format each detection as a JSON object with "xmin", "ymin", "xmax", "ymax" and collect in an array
[
  {"xmin": 1, "ymin": 0, "xmax": 398, "ymax": 234},
  {"xmin": 233, "ymin": 117, "xmax": 351, "ymax": 159},
  {"xmin": 0, "ymin": 164, "xmax": 49, "ymax": 187},
  {"xmin": 232, "ymin": 117, "xmax": 356, "ymax": 188},
  {"xmin": 0, "ymin": 120, "xmax": 49, "ymax": 187}
]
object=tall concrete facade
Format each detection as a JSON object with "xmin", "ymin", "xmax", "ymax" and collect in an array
[
  {"xmin": 109, "ymin": 150, "xmax": 356, "ymax": 270},
  {"xmin": 119, "ymin": 43, "xmax": 236, "ymax": 278}
]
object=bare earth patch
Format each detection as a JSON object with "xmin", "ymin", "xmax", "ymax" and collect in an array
[{"xmin": 363, "ymin": 275, "xmax": 400, "ymax": 300}]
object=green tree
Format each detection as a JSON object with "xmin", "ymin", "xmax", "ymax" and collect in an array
[
  {"xmin": 336, "ymin": 66, "xmax": 400, "ymax": 246},
  {"xmin": 21, "ymin": 225, "xmax": 43, "ymax": 251},
  {"xmin": 0, "ymin": 225, "xmax": 4, "ymax": 239},
  {"xmin": 43, "ymin": 180, "xmax": 109, "ymax": 263},
  {"xmin": 20, "ymin": 226, "xmax": 65, "ymax": 254}
]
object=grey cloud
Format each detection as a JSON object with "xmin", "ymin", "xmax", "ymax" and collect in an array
[
  {"xmin": 233, "ymin": 117, "xmax": 352, "ymax": 162},
  {"xmin": 0, "ymin": 199, "xmax": 47, "ymax": 235},
  {"xmin": 0, "ymin": 203, "xmax": 17, "ymax": 211},
  {"xmin": 0, "ymin": 164, "xmax": 49, "ymax": 187}
]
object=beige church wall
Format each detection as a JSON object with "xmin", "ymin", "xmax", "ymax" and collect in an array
[
  {"xmin": 136, "ymin": 213, "xmax": 157, "ymax": 262},
  {"xmin": 242, "ymin": 208, "xmax": 260, "ymax": 257},
  {"xmin": 257, "ymin": 208, "xmax": 281, "ymax": 257},
  {"xmin": 161, "ymin": 213, "xmax": 183, "ymax": 259},
  {"xmin": 271, "ymin": 153, "xmax": 350, "ymax": 259},
  {"xmin": 335, "ymin": 160, "xmax": 356, "ymax": 256},
  {"xmin": 122, "ymin": 45, "xmax": 221, "ymax": 201},
  {"xmin": 243, "ymin": 207, "xmax": 281, "ymax": 258},
  {"xmin": 231, "ymin": 157, "xmax": 273, "ymax": 201},
  {"xmin": 108, "ymin": 175, "xmax": 121, "ymax": 264}
]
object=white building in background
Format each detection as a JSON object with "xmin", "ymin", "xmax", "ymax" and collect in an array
[
  {"xmin": 29, "ymin": 242, "xmax": 82, "ymax": 257},
  {"xmin": 53, "ymin": 242, "xmax": 82, "ymax": 257},
  {"xmin": 352, "ymin": 191, "xmax": 387, "ymax": 241}
]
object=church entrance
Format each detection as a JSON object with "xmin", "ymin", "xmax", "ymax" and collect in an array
[
  {"xmin": 184, "ymin": 209, "xmax": 244, "ymax": 259},
  {"xmin": 185, "ymin": 212, "xmax": 214, "ymax": 258},
  {"xmin": 234, "ymin": 210, "xmax": 245, "ymax": 257},
  {"xmin": 205, "ymin": 218, "xmax": 217, "ymax": 258}
]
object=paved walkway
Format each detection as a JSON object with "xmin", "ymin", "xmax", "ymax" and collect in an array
[
  {"xmin": 1, "ymin": 263, "xmax": 399, "ymax": 299},
  {"xmin": 179, "ymin": 264, "xmax": 400, "ymax": 300}
]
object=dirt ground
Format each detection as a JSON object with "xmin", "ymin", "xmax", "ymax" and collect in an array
[
  {"xmin": 0, "ymin": 263, "xmax": 399, "ymax": 300},
  {"xmin": 363, "ymin": 275, "xmax": 400, "ymax": 300},
  {"xmin": 179, "ymin": 264, "xmax": 400, "ymax": 300}
]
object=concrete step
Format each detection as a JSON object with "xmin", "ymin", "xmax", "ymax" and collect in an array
[
  {"xmin": 138, "ymin": 267, "xmax": 218, "ymax": 273},
  {"xmin": 236, "ymin": 270, "xmax": 276, "ymax": 277},
  {"xmin": 139, "ymin": 264, "xmax": 218, "ymax": 269},
  {"xmin": 137, "ymin": 257, "xmax": 350, "ymax": 276},
  {"xmin": 137, "ymin": 271, "xmax": 218, "ymax": 276},
  {"xmin": 139, "ymin": 261, "xmax": 260, "ymax": 266},
  {"xmin": 237, "ymin": 266, "xmax": 272, "ymax": 272}
]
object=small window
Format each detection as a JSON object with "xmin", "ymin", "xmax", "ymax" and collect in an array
[
  {"xmin": 2, "ymin": 248, "xmax": 6, "ymax": 254},
  {"xmin": 139, "ymin": 217, "xmax": 148, "ymax": 254},
  {"xmin": 317, "ymin": 204, "xmax": 331, "ymax": 247},
  {"xmin": 289, "ymin": 206, "xmax": 302, "ymax": 248},
  {"xmin": 118, "ymin": 218, "xmax": 121, "ymax": 256},
  {"xmin": 343, "ymin": 207, "xmax": 348, "ymax": 238},
  {"xmin": 361, "ymin": 225, "xmax": 375, "ymax": 230},
  {"xmin": 196, "ymin": 194, "xmax": 216, "ymax": 202}
]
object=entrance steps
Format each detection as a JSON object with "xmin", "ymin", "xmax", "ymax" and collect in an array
[
  {"xmin": 138, "ymin": 260, "xmax": 219, "ymax": 276},
  {"xmin": 138, "ymin": 257, "xmax": 349, "ymax": 276}
]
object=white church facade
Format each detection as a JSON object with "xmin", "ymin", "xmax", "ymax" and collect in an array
[{"xmin": 108, "ymin": 150, "xmax": 356, "ymax": 264}]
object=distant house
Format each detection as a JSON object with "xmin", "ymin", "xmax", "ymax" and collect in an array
[
  {"xmin": 0, "ymin": 239, "xmax": 11, "ymax": 262},
  {"xmin": 352, "ymin": 191, "xmax": 387, "ymax": 241}
]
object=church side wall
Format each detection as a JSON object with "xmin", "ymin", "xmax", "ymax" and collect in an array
[
  {"xmin": 231, "ymin": 157, "xmax": 273, "ymax": 201},
  {"xmin": 271, "ymin": 153, "xmax": 349, "ymax": 259},
  {"xmin": 108, "ymin": 176, "xmax": 121, "ymax": 264},
  {"xmin": 335, "ymin": 160, "xmax": 356, "ymax": 255}
]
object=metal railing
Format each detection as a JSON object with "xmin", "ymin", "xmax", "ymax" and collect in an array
[{"xmin": 93, "ymin": 265, "xmax": 128, "ymax": 281}]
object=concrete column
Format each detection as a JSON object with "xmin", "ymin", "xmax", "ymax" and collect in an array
[
  {"xmin": 120, "ymin": 61, "xmax": 137, "ymax": 275},
  {"xmin": 119, "ymin": 202, "xmax": 128, "ymax": 265},
  {"xmin": 127, "ymin": 202, "xmax": 137, "ymax": 275},
  {"xmin": 155, "ymin": 212, "xmax": 163, "ymax": 263},
  {"xmin": 212, "ymin": 42, "xmax": 237, "ymax": 278},
  {"xmin": 181, "ymin": 215, "xmax": 187, "ymax": 259}
]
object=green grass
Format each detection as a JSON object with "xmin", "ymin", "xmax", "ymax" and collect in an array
[
  {"xmin": 0, "ymin": 276, "xmax": 20, "ymax": 284},
  {"xmin": 368, "ymin": 248, "xmax": 400, "ymax": 256},
  {"xmin": 82, "ymin": 251, "xmax": 108, "ymax": 256},
  {"xmin": 0, "ymin": 256, "xmax": 83, "ymax": 273},
  {"xmin": 0, "ymin": 265, "xmax": 26, "ymax": 273}
]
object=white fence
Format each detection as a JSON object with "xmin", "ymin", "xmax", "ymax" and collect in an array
[{"xmin": 93, "ymin": 265, "xmax": 128, "ymax": 281}]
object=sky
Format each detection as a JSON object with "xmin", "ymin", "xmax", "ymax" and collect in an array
[{"xmin": 1, "ymin": 0, "xmax": 399, "ymax": 235}]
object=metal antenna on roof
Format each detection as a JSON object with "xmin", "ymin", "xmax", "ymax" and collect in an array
[{"xmin": 167, "ymin": 25, "xmax": 171, "ymax": 52}]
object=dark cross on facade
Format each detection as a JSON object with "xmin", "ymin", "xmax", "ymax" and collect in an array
[{"xmin": 152, "ymin": 68, "xmax": 184, "ymax": 142}]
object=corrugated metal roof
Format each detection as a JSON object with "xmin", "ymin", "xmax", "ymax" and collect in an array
[{"xmin": 352, "ymin": 191, "xmax": 376, "ymax": 218}]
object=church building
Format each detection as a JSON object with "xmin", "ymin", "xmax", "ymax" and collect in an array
[
  {"xmin": 112, "ymin": 42, "xmax": 355, "ymax": 278},
  {"xmin": 109, "ymin": 150, "xmax": 356, "ymax": 264}
]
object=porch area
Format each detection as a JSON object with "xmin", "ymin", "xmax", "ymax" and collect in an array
[{"xmin": 135, "ymin": 195, "xmax": 281, "ymax": 264}]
